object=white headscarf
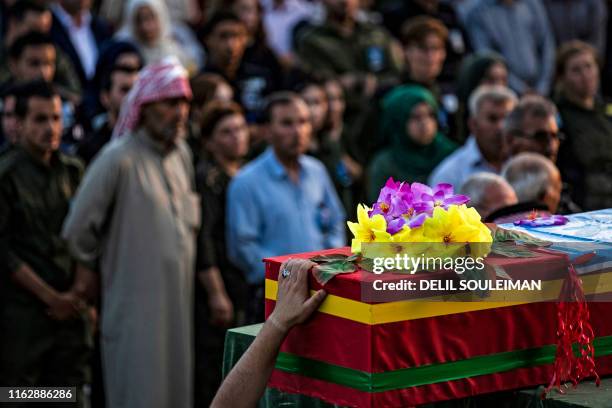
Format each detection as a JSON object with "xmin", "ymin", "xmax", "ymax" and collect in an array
[{"xmin": 116, "ymin": 0, "xmax": 190, "ymax": 68}]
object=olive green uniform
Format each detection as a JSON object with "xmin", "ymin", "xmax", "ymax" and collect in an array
[
  {"xmin": 0, "ymin": 147, "xmax": 91, "ymax": 405},
  {"xmin": 296, "ymin": 21, "xmax": 402, "ymax": 85}
]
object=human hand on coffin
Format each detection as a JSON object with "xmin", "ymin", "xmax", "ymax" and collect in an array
[{"xmin": 269, "ymin": 258, "xmax": 327, "ymax": 334}]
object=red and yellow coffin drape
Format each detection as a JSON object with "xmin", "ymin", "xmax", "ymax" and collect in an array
[{"xmin": 264, "ymin": 247, "xmax": 612, "ymax": 407}]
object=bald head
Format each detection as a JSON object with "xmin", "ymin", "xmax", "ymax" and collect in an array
[{"xmin": 460, "ymin": 172, "xmax": 518, "ymax": 219}]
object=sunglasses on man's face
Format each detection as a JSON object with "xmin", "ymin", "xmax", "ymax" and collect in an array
[{"xmin": 514, "ymin": 130, "xmax": 565, "ymax": 143}]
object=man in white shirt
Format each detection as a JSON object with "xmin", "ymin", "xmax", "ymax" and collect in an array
[
  {"xmin": 429, "ymin": 84, "xmax": 517, "ymax": 188},
  {"xmin": 50, "ymin": 0, "xmax": 110, "ymax": 87}
]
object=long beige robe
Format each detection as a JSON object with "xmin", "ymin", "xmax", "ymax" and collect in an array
[{"xmin": 62, "ymin": 129, "xmax": 200, "ymax": 408}]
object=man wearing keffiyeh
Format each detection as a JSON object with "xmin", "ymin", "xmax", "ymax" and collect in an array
[{"xmin": 62, "ymin": 58, "xmax": 200, "ymax": 408}]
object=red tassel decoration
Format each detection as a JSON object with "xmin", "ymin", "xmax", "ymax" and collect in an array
[{"xmin": 544, "ymin": 253, "xmax": 600, "ymax": 397}]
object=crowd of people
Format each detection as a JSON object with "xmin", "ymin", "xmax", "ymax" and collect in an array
[{"xmin": 0, "ymin": 0, "xmax": 611, "ymax": 407}]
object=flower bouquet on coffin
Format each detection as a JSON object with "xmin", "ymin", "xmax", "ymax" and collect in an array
[{"xmin": 310, "ymin": 177, "xmax": 549, "ymax": 286}]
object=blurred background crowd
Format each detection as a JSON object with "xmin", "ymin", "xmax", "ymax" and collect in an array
[{"xmin": 0, "ymin": 0, "xmax": 612, "ymax": 407}]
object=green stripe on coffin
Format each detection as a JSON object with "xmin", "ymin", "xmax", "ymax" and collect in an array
[{"xmin": 275, "ymin": 336, "xmax": 612, "ymax": 393}]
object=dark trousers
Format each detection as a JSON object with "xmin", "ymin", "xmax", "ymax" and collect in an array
[
  {"xmin": 0, "ymin": 302, "xmax": 92, "ymax": 408},
  {"xmin": 194, "ymin": 286, "xmax": 247, "ymax": 408}
]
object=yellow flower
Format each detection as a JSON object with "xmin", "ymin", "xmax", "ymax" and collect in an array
[
  {"xmin": 422, "ymin": 205, "xmax": 492, "ymax": 244},
  {"xmin": 392, "ymin": 226, "xmax": 423, "ymax": 242},
  {"xmin": 384, "ymin": 227, "xmax": 433, "ymax": 258},
  {"xmin": 348, "ymin": 204, "xmax": 391, "ymax": 252},
  {"xmin": 418, "ymin": 205, "xmax": 492, "ymax": 259}
]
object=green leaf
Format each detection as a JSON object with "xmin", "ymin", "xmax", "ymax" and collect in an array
[
  {"xmin": 491, "ymin": 242, "xmax": 537, "ymax": 258},
  {"xmin": 346, "ymin": 253, "xmax": 361, "ymax": 262},
  {"xmin": 357, "ymin": 257, "xmax": 375, "ymax": 273},
  {"xmin": 493, "ymin": 227, "xmax": 551, "ymax": 247},
  {"xmin": 309, "ymin": 254, "xmax": 348, "ymax": 263},
  {"xmin": 312, "ymin": 260, "xmax": 357, "ymax": 285}
]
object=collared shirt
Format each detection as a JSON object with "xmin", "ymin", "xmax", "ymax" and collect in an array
[
  {"xmin": 428, "ymin": 136, "xmax": 497, "ymax": 188},
  {"xmin": 52, "ymin": 4, "xmax": 98, "ymax": 79},
  {"xmin": 226, "ymin": 148, "xmax": 346, "ymax": 284},
  {"xmin": 0, "ymin": 147, "xmax": 83, "ymax": 303}
]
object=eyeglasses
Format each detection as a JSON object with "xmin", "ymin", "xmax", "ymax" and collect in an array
[{"xmin": 513, "ymin": 130, "xmax": 565, "ymax": 143}]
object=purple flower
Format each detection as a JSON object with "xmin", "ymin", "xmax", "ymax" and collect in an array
[
  {"xmin": 514, "ymin": 214, "xmax": 569, "ymax": 227},
  {"xmin": 385, "ymin": 211, "xmax": 428, "ymax": 234},
  {"xmin": 369, "ymin": 178, "xmax": 413, "ymax": 220},
  {"xmin": 411, "ymin": 183, "xmax": 470, "ymax": 215},
  {"xmin": 366, "ymin": 179, "xmax": 469, "ymax": 235},
  {"xmin": 387, "ymin": 217, "xmax": 406, "ymax": 234}
]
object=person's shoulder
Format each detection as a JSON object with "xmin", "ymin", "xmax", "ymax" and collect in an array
[
  {"xmin": 196, "ymin": 159, "xmax": 223, "ymax": 188},
  {"xmin": 300, "ymin": 154, "xmax": 328, "ymax": 174},
  {"xmin": 299, "ymin": 22, "xmax": 336, "ymax": 44},
  {"xmin": 431, "ymin": 149, "xmax": 460, "ymax": 173},
  {"xmin": 57, "ymin": 152, "xmax": 84, "ymax": 171},
  {"xmin": 0, "ymin": 148, "xmax": 23, "ymax": 180},
  {"xmin": 86, "ymin": 136, "xmax": 135, "ymax": 172},
  {"xmin": 428, "ymin": 150, "xmax": 463, "ymax": 185},
  {"xmin": 230, "ymin": 155, "xmax": 268, "ymax": 187},
  {"xmin": 356, "ymin": 21, "xmax": 392, "ymax": 37}
]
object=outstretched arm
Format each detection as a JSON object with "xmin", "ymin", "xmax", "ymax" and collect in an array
[{"xmin": 211, "ymin": 259, "xmax": 326, "ymax": 408}]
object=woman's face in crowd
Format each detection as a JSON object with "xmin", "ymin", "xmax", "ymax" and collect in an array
[
  {"xmin": 325, "ymin": 80, "xmax": 345, "ymax": 125},
  {"xmin": 406, "ymin": 102, "xmax": 437, "ymax": 146},
  {"xmin": 482, "ymin": 62, "xmax": 508, "ymax": 87},
  {"xmin": 209, "ymin": 113, "xmax": 249, "ymax": 160},
  {"xmin": 563, "ymin": 51, "xmax": 599, "ymax": 99},
  {"xmin": 232, "ymin": 0, "xmax": 260, "ymax": 36},
  {"xmin": 301, "ymin": 85, "xmax": 329, "ymax": 133},
  {"xmin": 135, "ymin": 5, "xmax": 161, "ymax": 45}
]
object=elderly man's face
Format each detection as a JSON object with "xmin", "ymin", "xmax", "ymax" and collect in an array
[
  {"xmin": 470, "ymin": 99, "xmax": 514, "ymax": 165},
  {"xmin": 506, "ymin": 114, "xmax": 560, "ymax": 163},
  {"xmin": 141, "ymin": 97, "xmax": 190, "ymax": 147}
]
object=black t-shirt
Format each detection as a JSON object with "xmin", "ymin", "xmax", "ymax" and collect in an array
[{"xmin": 202, "ymin": 45, "xmax": 284, "ymax": 123}]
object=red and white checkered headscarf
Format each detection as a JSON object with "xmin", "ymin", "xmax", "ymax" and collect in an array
[{"xmin": 112, "ymin": 57, "xmax": 192, "ymax": 139}]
